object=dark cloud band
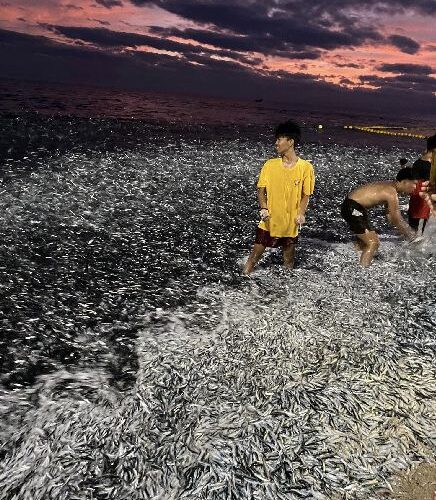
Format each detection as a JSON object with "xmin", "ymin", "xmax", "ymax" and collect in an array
[
  {"xmin": 95, "ymin": 0, "xmax": 123, "ymax": 8},
  {"xmin": 387, "ymin": 35, "xmax": 420, "ymax": 54},
  {"xmin": 135, "ymin": 1, "xmax": 429, "ymax": 60},
  {"xmin": 377, "ymin": 63, "xmax": 433, "ymax": 74}
]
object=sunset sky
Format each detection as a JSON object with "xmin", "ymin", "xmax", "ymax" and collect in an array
[{"xmin": 0, "ymin": 0, "xmax": 435, "ymax": 113}]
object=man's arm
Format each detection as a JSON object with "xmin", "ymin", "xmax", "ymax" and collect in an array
[
  {"xmin": 386, "ymin": 194, "xmax": 415, "ymax": 241},
  {"xmin": 296, "ymin": 195, "xmax": 310, "ymax": 224}
]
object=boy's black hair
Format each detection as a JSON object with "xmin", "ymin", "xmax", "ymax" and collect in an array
[
  {"xmin": 399, "ymin": 158, "xmax": 408, "ymax": 166},
  {"xmin": 426, "ymin": 134, "xmax": 436, "ymax": 151},
  {"xmin": 275, "ymin": 120, "xmax": 301, "ymax": 145},
  {"xmin": 396, "ymin": 167, "xmax": 416, "ymax": 182}
]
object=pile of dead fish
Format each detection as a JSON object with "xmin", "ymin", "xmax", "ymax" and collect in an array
[
  {"xmin": 0, "ymin": 118, "xmax": 434, "ymax": 498},
  {"xmin": 0, "ymin": 241, "xmax": 435, "ymax": 499}
]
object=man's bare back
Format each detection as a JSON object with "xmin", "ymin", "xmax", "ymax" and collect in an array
[{"xmin": 348, "ymin": 181, "xmax": 398, "ymax": 210}]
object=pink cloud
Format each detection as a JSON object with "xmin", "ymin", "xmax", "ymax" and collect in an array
[{"xmin": 0, "ymin": 0, "xmax": 434, "ymax": 93}]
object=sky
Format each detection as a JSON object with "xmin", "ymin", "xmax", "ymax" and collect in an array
[{"xmin": 0, "ymin": 0, "xmax": 435, "ymax": 114}]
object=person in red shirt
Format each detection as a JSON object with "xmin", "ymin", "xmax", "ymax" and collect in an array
[{"xmin": 408, "ymin": 134, "xmax": 436, "ymax": 233}]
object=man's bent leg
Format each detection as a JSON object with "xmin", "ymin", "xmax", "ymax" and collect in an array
[
  {"xmin": 243, "ymin": 243, "xmax": 266, "ymax": 275},
  {"xmin": 357, "ymin": 230, "xmax": 379, "ymax": 267},
  {"xmin": 283, "ymin": 244, "xmax": 296, "ymax": 269}
]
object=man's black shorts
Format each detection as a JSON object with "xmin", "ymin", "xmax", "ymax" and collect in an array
[{"xmin": 340, "ymin": 198, "xmax": 374, "ymax": 234}]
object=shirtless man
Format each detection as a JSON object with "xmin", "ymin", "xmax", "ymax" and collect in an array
[{"xmin": 341, "ymin": 168, "xmax": 417, "ymax": 267}]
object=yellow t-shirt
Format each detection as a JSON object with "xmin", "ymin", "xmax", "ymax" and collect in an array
[{"xmin": 257, "ymin": 157, "xmax": 315, "ymax": 237}]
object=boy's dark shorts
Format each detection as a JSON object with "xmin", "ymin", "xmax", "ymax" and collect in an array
[
  {"xmin": 340, "ymin": 198, "xmax": 374, "ymax": 234},
  {"xmin": 255, "ymin": 227, "xmax": 298, "ymax": 249}
]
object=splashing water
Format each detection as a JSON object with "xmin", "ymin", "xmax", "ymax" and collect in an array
[{"xmin": 418, "ymin": 216, "xmax": 436, "ymax": 254}]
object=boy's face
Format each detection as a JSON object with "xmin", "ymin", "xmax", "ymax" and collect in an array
[{"xmin": 275, "ymin": 135, "xmax": 294, "ymax": 155}]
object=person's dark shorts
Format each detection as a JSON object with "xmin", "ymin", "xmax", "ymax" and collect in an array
[
  {"xmin": 340, "ymin": 198, "xmax": 374, "ymax": 234},
  {"xmin": 255, "ymin": 227, "xmax": 298, "ymax": 249}
]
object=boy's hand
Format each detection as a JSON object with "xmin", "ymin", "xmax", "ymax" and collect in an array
[
  {"xmin": 295, "ymin": 214, "xmax": 306, "ymax": 225},
  {"xmin": 419, "ymin": 181, "xmax": 436, "ymax": 216},
  {"xmin": 259, "ymin": 208, "xmax": 270, "ymax": 221}
]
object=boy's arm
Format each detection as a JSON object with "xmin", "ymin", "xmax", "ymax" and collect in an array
[
  {"xmin": 297, "ymin": 164, "xmax": 315, "ymax": 224},
  {"xmin": 257, "ymin": 162, "xmax": 269, "ymax": 218},
  {"xmin": 257, "ymin": 187, "xmax": 269, "ymax": 220},
  {"xmin": 296, "ymin": 195, "xmax": 310, "ymax": 224},
  {"xmin": 386, "ymin": 194, "xmax": 416, "ymax": 241},
  {"xmin": 257, "ymin": 187, "xmax": 268, "ymax": 209}
]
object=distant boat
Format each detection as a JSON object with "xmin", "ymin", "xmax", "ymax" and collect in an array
[{"xmin": 254, "ymin": 98, "xmax": 263, "ymax": 103}]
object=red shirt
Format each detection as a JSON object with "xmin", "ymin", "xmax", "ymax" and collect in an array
[{"xmin": 409, "ymin": 180, "xmax": 430, "ymax": 219}]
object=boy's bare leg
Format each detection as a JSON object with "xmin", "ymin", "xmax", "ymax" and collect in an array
[
  {"xmin": 283, "ymin": 244, "xmax": 296, "ymax": 269},
  {"xmin": 356, "ymin": 230, "xmax": 379, "ymax": 267},
  {"xmin": 243, "ymin": 244, "xmax": 266, "ymax": 275}
]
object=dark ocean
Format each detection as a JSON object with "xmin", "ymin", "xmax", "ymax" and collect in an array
[{"xmin": 0, "ymin": 79, "xmax": 435, "ymax": 500}]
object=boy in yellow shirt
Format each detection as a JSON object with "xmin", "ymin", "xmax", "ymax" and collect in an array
[{"xmin": 243, "ymin": 120, "xmax": 315, "ymax": 275}]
